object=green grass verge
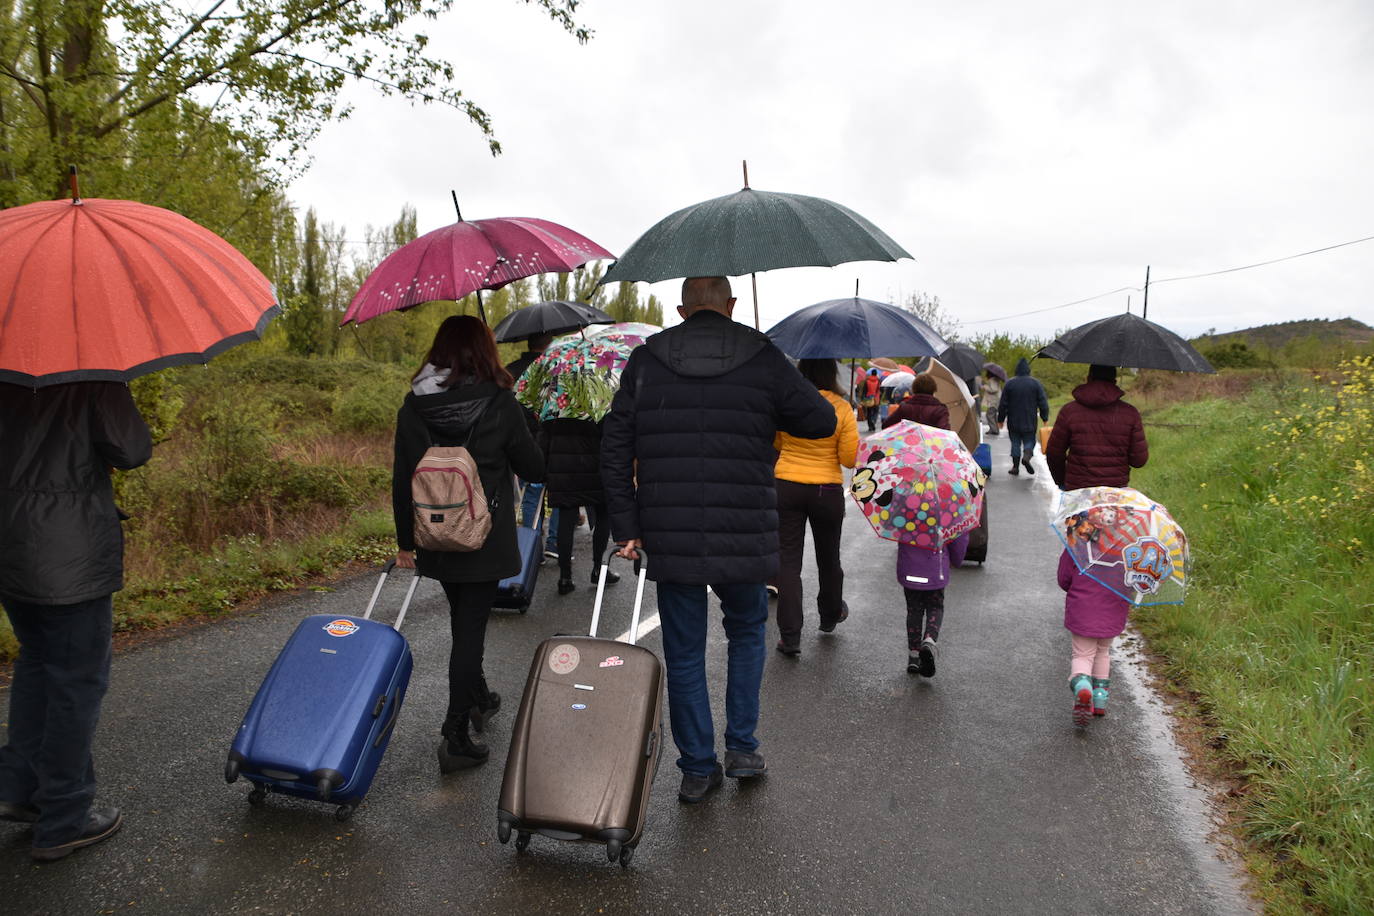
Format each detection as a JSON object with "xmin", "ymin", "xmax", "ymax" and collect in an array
[
  {"xmin": 0, "ymin": 509, "xmax": 396, "ymax": 660},
  {"xmin": 1129, "ymin": 362, "xmax": 1373, "ymax": 914}
]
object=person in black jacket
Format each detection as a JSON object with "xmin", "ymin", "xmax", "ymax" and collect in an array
[
  {"xmin": 996, "ymin": 357, "xmax": 1050, "ymax": 476},
  {"xmin": 601, "ymin": 277, "xmax": 835, "ymax": 804},
  {"xmin": 0, "ymin": 382, "xmax": 152, "ymax": 861},
  {"xmin": 505, "ymin": 334, "xmax": 559, "ymax": 554},
  {"xmin": 539, "ymin": 417, "xmax": 618, "ymax": 595},
  {"xmin": 392, "ymin": 316, "xmax": 545, "ymax": 772}
]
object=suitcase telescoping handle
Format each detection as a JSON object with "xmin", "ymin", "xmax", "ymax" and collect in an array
[
  {"xmin": 589, "ymin": 546, "xmax": 647, "ymax": 645},
  {"xmin": 362, "ymin": 559, "xmax": 421, "ymax": 632}
]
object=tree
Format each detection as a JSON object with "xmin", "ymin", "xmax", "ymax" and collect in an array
[
  {"xmin": 0, "ymin": 0, "xmax": 591, "ymax": 203},
  {"xmin": 895, "ymin": 291, "xmax": 960, "ymax": 341}
]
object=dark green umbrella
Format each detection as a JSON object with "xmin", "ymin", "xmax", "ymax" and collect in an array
[
  {"xmin": 1036, "ymin": 312, "xmax": 1215, "ymax": 373},
  {"xmin": 601, "ymin": 167, "xmax": 911, "ymax": 326}
]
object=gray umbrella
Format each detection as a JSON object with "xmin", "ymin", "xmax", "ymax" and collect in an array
[
  {"xmin": 1036, "ymin": 312, "xmax": 1215, "ymax": 373},
  {"xmin": 602, "ymin": 187, "xmax": 910, "ymax": 285}
]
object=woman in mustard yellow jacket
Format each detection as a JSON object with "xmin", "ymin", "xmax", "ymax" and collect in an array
[{"xmin": 772, "ymin": 359, "xmax": 860, "ymax": 656}]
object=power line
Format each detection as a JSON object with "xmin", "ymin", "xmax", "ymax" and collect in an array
[{"xmin": 963, "ymin": 232, "xmax": 1374, "ymax": 326}]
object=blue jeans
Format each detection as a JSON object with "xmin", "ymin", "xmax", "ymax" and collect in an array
[
  {"xmin": 655, "ymin": 582, "xmax": 768, "ymax": 776},
  {"xmin": 518, "ymin": 480, "xmax": 544, "ymax": 531},
  {"xmin": 1009, "ymin": 429, "xmax": 1036, "ymax": 459},
  {"xmin": 0, "ymin": 594, "xmax": 113, "ymax": 847}
]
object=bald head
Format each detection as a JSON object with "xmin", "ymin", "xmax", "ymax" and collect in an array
[{"xmin": 679, "ymin": 276, "xmax": 735, "ymax": 318}]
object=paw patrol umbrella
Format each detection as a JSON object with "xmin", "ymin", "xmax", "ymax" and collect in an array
[
  {"xmin": 1051, "ymin": 487, "xmax": 1189, "ymax": 606},
  {"xmin": 851, "ymin": 420, "xmax": 985, "ymax": 550}
]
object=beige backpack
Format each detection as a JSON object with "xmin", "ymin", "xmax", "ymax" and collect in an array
[{"xmin": 411, "ymin": 402, "xmax": 494, "ymax": 552}]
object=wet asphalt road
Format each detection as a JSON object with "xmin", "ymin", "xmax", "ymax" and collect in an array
[{"xmin": 1, "ymin": 439, "xmax": 1254, "ymax": 915}]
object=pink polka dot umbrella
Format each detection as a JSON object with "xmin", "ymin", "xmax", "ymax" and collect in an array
[{"xmin": 850, "ymin": 420, "xmax": 986, "ymax": 550}]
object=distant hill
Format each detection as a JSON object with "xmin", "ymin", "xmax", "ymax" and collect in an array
[{"xmin": 1192, "ymin": 317, "xmax": 1373, "ymax": 349}]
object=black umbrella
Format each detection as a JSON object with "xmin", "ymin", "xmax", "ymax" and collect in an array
[
  {"xmin": 601, "ymin": 165, "xmax": 911, "ymax": 327},
  {"xmin": 491, "ymin": 300, "xmax": 615, "ymax": 343},
  {"xmin": 938, "ymin": 343, "xmax": 986, "ymax": 380},
  {"xmin": 1036, "ymin": 312, "xmax": 1215, "ymax": 373}
]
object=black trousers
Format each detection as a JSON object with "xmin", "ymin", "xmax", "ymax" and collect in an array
[
  {"xmin": 0, "ymin": 594, "xmax": 112, "ymax": 847},
  {"xmin": 775, "ymin": 479, "xmax": 846, "ymax": 644},
  {"xmin": 439, "ymin": 580, "xmax": 499, "ymax": 725},
  {"xmin": 556, "ymin": 501, "xmax": 610, "ymax": 580}
]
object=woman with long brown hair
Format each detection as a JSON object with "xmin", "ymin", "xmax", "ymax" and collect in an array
[{"xmin": 392, "ymin": 315, "xmax": 545, "ymax": 772}]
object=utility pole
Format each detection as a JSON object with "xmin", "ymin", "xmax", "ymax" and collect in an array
[{"xmin": 1142, "ymin": 265, "xmax": 1151, "ymax": 320}]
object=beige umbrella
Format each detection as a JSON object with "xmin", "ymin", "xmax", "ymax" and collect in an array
[{"xmin": 917, "ymin": 357, "xmax": 979, "ymax": 452}]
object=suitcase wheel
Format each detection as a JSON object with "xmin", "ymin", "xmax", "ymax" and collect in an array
[
  {"xmin": 606, "ymin": 839, "xmax": 621, "ymax": 864},
  {"xmin": 247, "ymin": 787, "xmax": 267, "ymax": 807},
  {"xmin": 514, "ymin": 832, "xmax": 531, "ymax": 852},
  {"xmin": 497, "ymin": 821, "xmax": 512, "ymax": 844},
  {"xmin": 519, "ymin": 604, "xmax": 529, "ymax": 615},
  {"xmin": 618, "ymin": 845, "xmax": 634, "ymax": 868},
  {"xmin": 335, "ymin": 803, "xmax": 356, "ymax": 822}
]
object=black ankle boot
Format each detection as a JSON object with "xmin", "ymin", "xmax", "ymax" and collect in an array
[
  {"xmin": 557, "ymin": 578, "xmax": 576, "ymax": 595},
  {"xmin": 1008, "ymin": 457, "xmax": 1020, "ymax": 475},
  {"xmin": 1023, "ymin": 454, "xmax": 1035, "ymax": 474},
  {"xmin": 469, "ymin": 690, "xmax": 501, "ymax": 733},
  {"xmin": 438, "ymin": 716, "xmax": 489, "ymax": 773}
]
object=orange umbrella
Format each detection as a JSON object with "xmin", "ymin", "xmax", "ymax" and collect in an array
[{"xmin": 0, "ymin": 194, "xmax": 279, "ymax": 387}]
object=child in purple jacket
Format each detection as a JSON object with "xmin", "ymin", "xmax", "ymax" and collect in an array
[
  {"xmin": 896, "ymin": 532, "xmax": 969, "ymax": 676},
  {"xmin": 1057, "ymin": 550, "xmax": 1131, "ymax": 726}
]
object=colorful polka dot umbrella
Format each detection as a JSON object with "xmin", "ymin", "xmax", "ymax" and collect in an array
[
  {"xmin": 850, "ymin": 420, "xmax": 986, "ymax": 550},
  {"xmin": 1051, "ymin": 487, "xmax": 1189, "ymax": 606}
]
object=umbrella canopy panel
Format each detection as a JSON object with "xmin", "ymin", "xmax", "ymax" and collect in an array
[
  {"xmin": 1036, "ymin": 312, "xmax": 1215, "ymax": 373},
  {"xmin": 938, "ymin": 343, "xmax": 986, "ymax": 380},
  {"xmin": 0, "ymin": 197, "xmax": 279, "ymax": 387},
  {"xmin": 492, "ymin": 300, "xmax": 614, "ymax": 342},
  {"xmin": 343, "ymin": 218, "xmax": 614, "ymax": 325},
  {"xmin": 915, "ymin": 356, "xmax": 981, "ymax": 452},
  {"xmin": 764, "ymin": 297, "xmax": 946, "ymax": 359},
  {"xmin": 602, "ymin": 188, "xmax": 912, "ymax": 284}
]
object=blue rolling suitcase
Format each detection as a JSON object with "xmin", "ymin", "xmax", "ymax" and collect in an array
[
  {"xmin": 494, "ymin": 492, "xmax": 543, "ymax": 613},
  {"xmin": 225, "ymin": 562, "xmax": 417, "ymax": 821}
]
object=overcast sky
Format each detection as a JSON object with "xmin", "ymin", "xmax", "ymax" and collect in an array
[{"xmin": 288, "ymin": 0, "xmax": 1374, "ymax": 341}]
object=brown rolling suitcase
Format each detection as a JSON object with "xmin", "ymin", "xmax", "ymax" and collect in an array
[{"xmin": 496, "ymin": 548, "xmax": 664, "ymax": 867}]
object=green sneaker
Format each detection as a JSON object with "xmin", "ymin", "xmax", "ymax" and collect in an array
[
  {"xmin": 1070, "ymin": 674, "xmax": 1093, "ymax": 727},
  {"xmin": 1092, "ymin": 678, "xmax": 1110, "ymax": 717}
]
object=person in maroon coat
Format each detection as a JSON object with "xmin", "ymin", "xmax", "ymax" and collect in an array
[
  {"xmin": 882, "ymin": 374, "xmax": 950, "ymax": 430},
  {"xmin": 1044, "ymin": 365, "xmax": 1148, "ymax": 489}
]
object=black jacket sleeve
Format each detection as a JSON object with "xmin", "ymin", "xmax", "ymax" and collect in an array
[
  {"xmin": 501, "ymin": 392, "xmax": 545, "ymax": 483},
  {"xmin": 92, "ymin": 384, "xmax": 153, "ymax": 470},
  {"xmin": 773, "ymin": 350, "xmax": 837, "ymax": 440},
  {"xmin": 600, "ymin": 351, "xmax": 642, "ymax": 543},
  {"xmin": 391, "ymin": 402, "xmax": 429, "ymax": 552}
]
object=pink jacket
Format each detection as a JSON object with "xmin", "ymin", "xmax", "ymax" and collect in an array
[{"xmin": 1057, "ymin": 550, "xmax": 1130, "ymax": 638}]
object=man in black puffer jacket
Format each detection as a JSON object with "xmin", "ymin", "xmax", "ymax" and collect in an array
[
  {"xmin": 0, "ymin": 382, "xmax": 151, "ymax": 861},
  {"xmin": 601, "ymin": 277, "xmax": 835, "ymax": 804}
]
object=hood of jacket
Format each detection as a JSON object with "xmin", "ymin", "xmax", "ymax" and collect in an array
[
  {"xmin": 407, "ymin": 382, "xmax": 497, "ymax": 443},
  {"xmin": 645, "ymin": 309, "xmax": 770, "ymax": 379},
  {"xmin": 1071, "ymin": 378, "xmax": 1126, "ymax": 409},
  {"xmin": 1014, "ymin": 357, "xmax": 1032, "ymax": 377}
]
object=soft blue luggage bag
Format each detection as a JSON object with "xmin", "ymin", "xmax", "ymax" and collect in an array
[
  {"xmin": 225, "ymin": 563, "xmax": 417, "ymax": 821},
  {"xmin": 973, "ymin": 442, "xmax": 992, "ymax": 475}
]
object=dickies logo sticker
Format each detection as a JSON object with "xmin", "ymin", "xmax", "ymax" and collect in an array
[
  {"xmin": 322, "ymin": 619, "xmax": 359, "ymax": 638},
  {"xmin": 599, "ymin": 655, "xmax": 625, "ymax": 668},
  {"xmin": 549, "ymin": 644, "xmax": 580, "ymax": 675}
]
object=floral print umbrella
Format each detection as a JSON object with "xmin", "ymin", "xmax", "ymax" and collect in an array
[
  {"xmin": 850, "ymin": 420, "xmax": 985, "ymax": 550},
  {"xmin": 515, "ymin": 322, "xmax": 660, "ymax": 422},
  {"xmin": 1051, "ymin": 487, "xmax": 1189, "ymax": 606}
]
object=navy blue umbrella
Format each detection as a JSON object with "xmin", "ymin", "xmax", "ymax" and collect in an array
[{"xmin": 764, "ymin": 297, "xmax": 947, "ymax": 359}]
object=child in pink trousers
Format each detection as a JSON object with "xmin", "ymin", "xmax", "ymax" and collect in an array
[{"xmin": 1057, "ymin": 550, "xmax": 1131, "ymax": 726}]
